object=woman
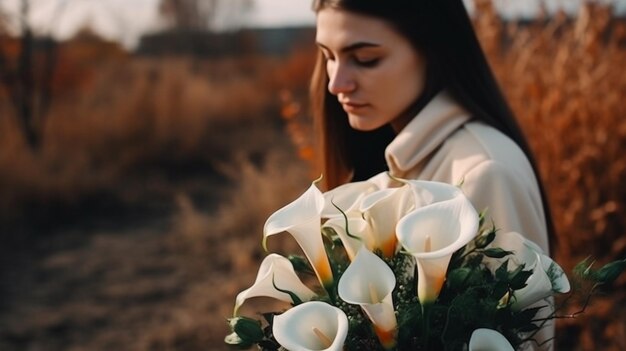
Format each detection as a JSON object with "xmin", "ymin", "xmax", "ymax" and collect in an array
[{"xmin": 311, "ymin": 0, "xmax": 555, "ymax": 349}]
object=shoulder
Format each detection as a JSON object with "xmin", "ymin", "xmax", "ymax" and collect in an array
[
  {"xmin": 442, "ymin": 123, "xmax": 549, "ymax": 252},
  {"xmin": 425, "ymin": 120, "xmax": 542, "ymax": 202},
  {"xmin": 462, "ymin": 158, "xmax": 527, "ymax": 193},
  {"xmin": 443, "ymin": 121, "xmax": 536, "ymax": 180},
  {"xmin": 451, "ymin": 122, "xmax": 527, "ymax": 161}
]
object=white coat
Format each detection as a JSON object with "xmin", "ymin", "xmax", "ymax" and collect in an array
[
  {"xmin": 384, "ymin": 91, "xmax": 553, "ymax": 350},
  {"xmin": 385, "ymin": 91, "xmax": 549, "ymax": 254}
]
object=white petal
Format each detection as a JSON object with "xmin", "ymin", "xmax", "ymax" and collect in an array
[
  {"xmin": 273, "ymin": 301, "xmax": 348, "ymax": 351},
  {"xmin": 360, "ymin": 186, "xmax": 413, "ymax": 257},
  {"xmin": 320, "ymin": 172, "xmax": 392, "ymax": 219},
  {"xmin": 540, "ymin": 255, "xmax": 571, "ymax": 293},
  {"xmin": 396, "ymin": 197, "xmax": 478, "ymax": 259},
  {"xmin": 338, "ymin": 247, "xmax": 397, "ymax": 346},
  {"xmin": 360, "ymin": 293, "xmax": 397, "ymax": 349},
  {"xmin": 338, "ymin": 247, "xmax": 396, "ymax": 305},
  {"xmin": 469, "ymin": 328, "xmax": 514, "ymax": 351},
  {"xmin": 403, "ymin": 180, "xmax": 464, "ymax": 208},
  {"xmin": 321, "ymin": 180, "xmax": 379, "ymax": 218},
  {"xmin": 396, "ymin": 189, "xmax": 478, "ymax": 303},
  {"xmin": 359, "ymin": 293, "xmax": 397, "ymax": 332},
  {"xmin": 511, "ymin": 252, "xmax": 554, "ymax": 310},
  {"xmin": 263, "ymin": 182, "xmax": 333, "ymax": 287},
  {"xmin": 494, "ymin": 232, "xmax": 540, "ymax": 265},
  {"xmin": 234, "ymin": 254, "xmax": 316, "ymax": 315},
  {"xmin": 485, "ymin": 232, "xmax": 570, "ymax": 310},
  {"xmin": 264, "ymin": 182, "xmax": 324, "ymax": 236},
  {"xmin": 414, "ymin": 256, "xmax": 450, "ymax": 303}
]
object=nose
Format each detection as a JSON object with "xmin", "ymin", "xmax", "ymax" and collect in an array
[{"xmin": 327, "ymin": 62, "xmax": 356, "ymax": 95}]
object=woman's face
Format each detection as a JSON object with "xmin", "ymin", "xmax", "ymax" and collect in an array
[{"xmin": 316, "ymin": 8, "xmax": 427, "ymax": 132}]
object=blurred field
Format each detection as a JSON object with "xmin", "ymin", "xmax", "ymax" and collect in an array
[
  {"xmin": 474, "ymin": 3, "xmax": 626, "ymax": 348},
  {"xmin": 0, "ymin": 2, "xmax": 625, "ymax": 350}
]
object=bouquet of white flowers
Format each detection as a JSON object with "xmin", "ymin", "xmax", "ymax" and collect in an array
[{"xmin": 225, "ymin": 173, "xmax": 626, "ymax": 351}]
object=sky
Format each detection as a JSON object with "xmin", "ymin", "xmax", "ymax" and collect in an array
[{"xmin": 1, "ymin": 0, "xmax": 625, "ymax": 48}]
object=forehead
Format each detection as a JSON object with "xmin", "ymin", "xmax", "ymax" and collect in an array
[{"xmin": 316, "ymin": 8, "xmax": 403, "ymax": 49}]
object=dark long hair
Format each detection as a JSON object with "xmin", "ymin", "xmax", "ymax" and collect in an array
[{"xmin": 310, "ymin": 0, "xmax": 556, "ymax": 250}]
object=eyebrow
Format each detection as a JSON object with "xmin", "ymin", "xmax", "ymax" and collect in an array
[{"xmin": 316, "ymin": 42, "xmax": 381, "ymax": 53}]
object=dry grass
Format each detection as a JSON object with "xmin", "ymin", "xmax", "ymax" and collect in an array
[
  {"xmin": 483, "ymin": 5, "xmax": 626, "ymax": 345},
  {"xmin": 475, "ymin": 2, "xmax": 626, "ymax": 263},
  {"xmin": 0, "ymin": 39, "xmax": 317, "ymax": 350},
  {"xmin": 0, "ymin": 55, "xmax": 286, "ymax": 224},
  {"xmin": 473, "ymin": 10, "xmax": 626, "ymax": 348}
]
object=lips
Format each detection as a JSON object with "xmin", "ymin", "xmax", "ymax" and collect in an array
[{"xmin": 340, "ymin": 100, "xmax": 369, "ymax": 112}]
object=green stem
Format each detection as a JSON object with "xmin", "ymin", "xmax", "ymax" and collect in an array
[{"xmin": 422, "ymin": 303, "xmax": 432, "ymax": 350}]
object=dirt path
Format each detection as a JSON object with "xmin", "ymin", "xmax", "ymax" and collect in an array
[{"xmin": 0, "ymin": 182, "xmax": 244, "ymax": 351}]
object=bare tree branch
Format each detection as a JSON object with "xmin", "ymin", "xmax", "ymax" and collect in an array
[{"xmin": 0, "ymin": 0, "xmax": 68, "ymax": 149}]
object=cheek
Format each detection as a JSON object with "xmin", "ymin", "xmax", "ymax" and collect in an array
[
  {"xmin": 398, "ymin": 55, "xmax": 426, "ymax": 95},
  {"xmin": 403, "ymin": 64, "xmax": 426, "ymax": 100},
  {"xmin": 377, "ymin": 60, "xmax": 425, "ymax": 112}
]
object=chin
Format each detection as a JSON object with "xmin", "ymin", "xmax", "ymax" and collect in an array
[{"xmin": 347, "ymin": 114, "xmax": 384, "ymax": 132}]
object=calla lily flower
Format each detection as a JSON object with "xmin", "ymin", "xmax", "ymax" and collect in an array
[
  {"xmin": 233, "ymin": 254, "xmax": 316, "ymax": 315},
  {"xmin": 486, "ymin": 232, "xmax": 570, "ymax": 311},
  {"xmin": 264, "ymin": 181, "xmax": 333, "ymax": 288},
  {"xmin": 396, "ymin": 183, "xmax": 479, "ymax": 304},
  {"xmin": 468, "ymin": 328, "xmax": 514, "ymax": 351},
  {"xmin": 273, "ymin": 301, "xmax": 348, "ymax": 351},
  {"xmin": 322, "ymin": 216, "xmax": 370, "ymax": 261},
  {"xmin": 338, "ymin": 246, "xmax": 397, "ymax": 349},
  {"xmin": 323, "ymin": 186, "xmax": 413, "ymax": 260},
  {"xmin": 321, "ymin": 178, "xmax": 382, "ymax": 219},
  {"xmin": 359, "ymin": 186, "xmax": 413, "ymax": 257}
]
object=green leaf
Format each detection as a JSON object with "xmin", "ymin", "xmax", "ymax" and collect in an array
[
  {"xmin": 447, "ymin": 268, "xmax": 472, "ymax": 290},
  {"xmin": 465, "ymin": 253, "xmax": 485, "ymax": 268},
  {"xmin": 509, "ymin": 266, "xmax": 533, "ymax": 291},
  {"xmin": 474, "ymin": 231, "xmax": 496, "ymax": 249},
  {"xmin": 496, "ymin": 259, "xmax": 510, "ymax": 280},
  {"xmin": 287, "ymin": 255, "xmax": 314, "ymax": 275},
  {"xmin": 230, "ymin": 317, "xmax": 264, "ymax": 344},
  {"xmin": 477, "ymin": 209, "xmax": 487, "ymax": 229},
  {"xmin": 573, "ymin": 256, "xmax": 595, "ymax": 279},
  {"xmin": 483, "ymin": 248, "xmax": 512, "ymax": 259},
  {"xmin": 593, "ymin": 259, "xmax": 626, "ymax": 284},
  {"xmin": 465, "ymin": 266, "xmax": 492, "ymax": 287},
  {"xmin": 449, "ymin": 246, "xmax": 466, "ymax": 268},
  {"xmin": 509, "ymin": 306, "xmax": 543, "ymax": 328},
  {"xmin": 492, "ymin": 281, "xmax": 510, "ymax": 300}
]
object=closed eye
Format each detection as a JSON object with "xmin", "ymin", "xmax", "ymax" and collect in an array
[{"xmin": 354, "ymin": 57, "xmax": 380, "ymax": 68}]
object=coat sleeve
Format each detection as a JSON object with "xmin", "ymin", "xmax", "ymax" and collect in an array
[{"xmin": 461, "ymin": 159, "xmax": 554, "ymax": 351}]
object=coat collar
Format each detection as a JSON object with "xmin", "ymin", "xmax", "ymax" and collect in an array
[{"xmin": 385, "ymin": 91, "xmax": 471, "ymax": 177}]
